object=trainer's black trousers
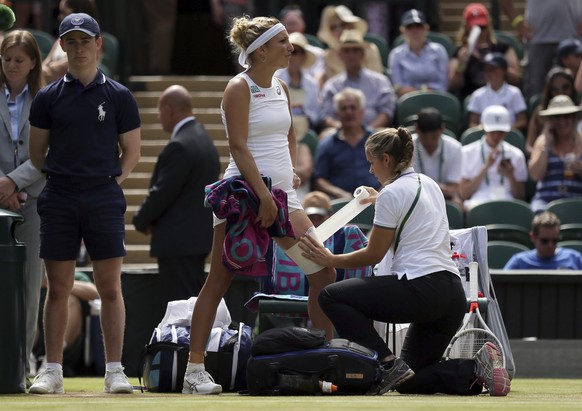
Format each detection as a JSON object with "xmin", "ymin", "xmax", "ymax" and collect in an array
[{"xmin": 319, "ymin": 270, "xmax": 483, "ymax": 395}]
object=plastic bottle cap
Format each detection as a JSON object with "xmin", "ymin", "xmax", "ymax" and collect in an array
[{"xmin": 320, "ymin": 380, "xmax": 338, "ymax": 393}]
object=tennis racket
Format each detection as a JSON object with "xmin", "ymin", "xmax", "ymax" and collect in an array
[{"xmin": 444, "ymin": 261, "xmax": 506, "ymax": 366}]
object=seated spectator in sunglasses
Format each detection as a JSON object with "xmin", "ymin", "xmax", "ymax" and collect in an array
[{"xmin": 504, "ymin": 211, "xmax": 582, "ymax": 270}]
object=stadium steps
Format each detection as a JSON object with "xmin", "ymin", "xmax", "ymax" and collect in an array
[{"xmin": 122, "ymin": 76, "xmax": 229, "ymax": 267}]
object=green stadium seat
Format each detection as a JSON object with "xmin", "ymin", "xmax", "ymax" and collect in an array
[
  {"xmin": 487, "ymin": 240, "xmax": 530, "ymax": 269},
  {"xmin": 395, "ymin": 90, "xmax": 461, "ymax": 136}
]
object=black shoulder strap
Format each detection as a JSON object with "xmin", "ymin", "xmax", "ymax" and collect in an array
[{"xmin": 394, "ymin": 174, "xmax": 422, "ymax": 253}]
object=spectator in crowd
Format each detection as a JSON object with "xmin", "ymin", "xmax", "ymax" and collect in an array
[
  {"xmin": 275, "ymin": 32, "xmax": 319, "ymax": 139},
  {"xmin": 319, "ymin": 29, "xmax": 395, "ymax": 134},
  {"xmin": 278, "ymin": 4, "xmax": 325, "ymax": 81},
  {"xmin": 412, "ymin": 108, "xmax": 463, "ymax": 205},
  {"xmin": 28, "ymin": 13, "xmax": 141, "ymax": 394},
  {"xmin": 388, "ymin": 9, "xmax": 449, "ymax": 97},
  {"xmin": 460, "ymin": 105, "xmax": 527, "ymax": 210},
  {"xmin": 302, "ymin": 191, "xmax": 332, "ymax": 228},
  {"xmin": 529, "ymin": 95, "xmax": 582, "ymax": 212},
  {"xmin": 314, "ymin": 87, "xmax": 382, "ymax": 199},
  {"xmin": 466, "ymin": 52, "xmax": 527, "ymax": 131},
  {"xmin": 0, "ymin": 29, "xmax": 45, "ymax": 386},
  {"xmin": 556, "ymin": 38, "xmax": 582, "ymax": 79},
  {"xmin": 499, "ymin": 0, "xmax": 582, "ymax": 99},
  {"xmin": 42, "ymin": 0, "xmax": 100, "ymax": 84},
  {"xmin": 504, "ymin": 211, "xmax": 582, "ymax": 270},
  {"xmin": 527, "ymin": 68, "xmax": 579, "ymax": 156},
  {"xmin": 129, "ymin": 0, "xmax": 177, "ymax": 74},
  {"xmin": 132, "ymin": 85, "xmax": 220, "ymax": 303},
  {"xmin": 449, "ymin": 3, "xmax": 521, "ymax": 102},
  {"xmin": 316, "ymin": 4, "xmax": 383, "ymax": 84}
]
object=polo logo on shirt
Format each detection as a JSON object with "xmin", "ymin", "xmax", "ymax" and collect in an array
[
  {"xmin": 250, "ymin": 85, "xmax": 260, "ymax": 93},
  {"xmin": 97, "ymin": 102, "xmax": 106, "ymax": 121},
  {"xmin": 276, "ymin": 86, "xmax": 281, "ymax": 95}
]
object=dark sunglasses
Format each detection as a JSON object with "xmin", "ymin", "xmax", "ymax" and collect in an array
[{"xmin": 538, "ymin": 237, "xmax": 559, "ymax": 245}]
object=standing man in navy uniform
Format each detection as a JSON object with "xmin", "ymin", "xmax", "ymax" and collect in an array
[
  {"xmin": 133, "ymin": 85, "xmax": 220, "ymax": 303},
  {"xmin": 28, "ymin": 13, "xmax": 141, "ymax": 394}
]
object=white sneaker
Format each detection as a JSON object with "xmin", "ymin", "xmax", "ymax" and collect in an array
[
  {"xmin": 104, "ymin": 367, "xmax": 133, "ymax": 394},
  {"xmin": 29, "ymin": 368, "xmax": 64, "ymax": 394},
  {"xmin": 182, "ymin": 370, "xmax": 222, "ymax": 395}
]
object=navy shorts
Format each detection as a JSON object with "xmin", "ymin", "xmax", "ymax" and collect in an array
[{"xmin": 37, "ymin": 175, "xmax": 127, "ymax": 261}]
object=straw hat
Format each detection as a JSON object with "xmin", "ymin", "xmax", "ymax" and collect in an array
[
  {"xmin": 289, "ymin": 32, "xmax": 316, "ymax": 68},
  {"xmin": 538, "ymin": 95, "xmax": 582, "ymax": 117},
  {"xmin": 338, "ymin": 29, "xmax": 367, "ymax": 49},
  {"xmin": 303, "ymin": 191, "xmax": 331, "ymax": 217},
  {"xmin": 317, "ymin": 5, "xmax": 368, "ymax": 47}
]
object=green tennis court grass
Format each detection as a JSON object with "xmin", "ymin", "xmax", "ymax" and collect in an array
[{"xmin": 1, "ymin": 378, "xmax": 580, "ymax": 410}]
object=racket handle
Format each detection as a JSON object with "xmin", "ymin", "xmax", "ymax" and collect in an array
[{"xmin": 469, "ymin": 261, "xmax": 479, "ymax": 302}]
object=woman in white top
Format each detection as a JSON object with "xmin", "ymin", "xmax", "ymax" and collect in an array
[
  {"xmin": 182, "ymin": 16, "xmax": 336, "ymax": 395},
  {"xmin": 300, "ymin": 127, "xmax": 511, "ymax": 396}
]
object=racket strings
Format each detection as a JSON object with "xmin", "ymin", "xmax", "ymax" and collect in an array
[{"xmin": 447, "ymin": 329, "xmax": 500, "ymax": 359}]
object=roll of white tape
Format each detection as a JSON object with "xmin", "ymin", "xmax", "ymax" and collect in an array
[{"xmin": 315, "ymin": 186, "xmax": 372, "ymax": 242}]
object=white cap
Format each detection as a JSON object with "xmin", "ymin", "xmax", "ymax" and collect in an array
[{"xmin": 481, "ymin": 105, "xmax": 511, "ymax": 132}]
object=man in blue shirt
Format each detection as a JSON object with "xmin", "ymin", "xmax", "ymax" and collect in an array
[
  {"xmin": 28, "ymin": 13, "xmax": 141, "ymax": 394},
  {"xmin": 313, "ymin": 87, "xmax": 381, "ymax": 198},
  {"xmin": 504, "ymin": 211, "xmax": 582, "ymax": 269}
]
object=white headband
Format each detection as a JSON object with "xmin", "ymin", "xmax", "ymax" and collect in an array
[{"xmin": 238, "ymin": 23, "xmax": 285, "ymax": 68}]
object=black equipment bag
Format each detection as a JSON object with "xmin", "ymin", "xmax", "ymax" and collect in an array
[
  {"xmin": 139, "ymin": 323, "xmax": 252, "ymax": 392},
  {"xmin": 246, "ymin": 338, "xmax": 382, "ymax": 395}
]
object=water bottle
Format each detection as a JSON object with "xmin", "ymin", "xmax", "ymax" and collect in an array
[
  {"xmin": 452, "ymin": 252, "xmax": 470, "ymax": 295},
  {"xmin": 319, "ymin": 380, "xmax": 338, "ymax": 394},
  {"xmin": 278, "ymin": 374, "xmax": 318, "ymax": 394}
]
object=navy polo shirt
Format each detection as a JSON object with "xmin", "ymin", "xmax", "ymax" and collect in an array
[
  {"xmin": 29, "ymin": 70, "xmax": 140, "ymax": 177},
  {"xmin": 314, "ymin": 126, "xmax": 381, "ymax": 193}
]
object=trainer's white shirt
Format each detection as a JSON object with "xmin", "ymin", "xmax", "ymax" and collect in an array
[
  {"xmin": 461, "ymin": 137, "xmax": 528, "ymax": 209},
  {"xmin": 373, "ymin": 168, "xmax": 459, "ymax": 280}
]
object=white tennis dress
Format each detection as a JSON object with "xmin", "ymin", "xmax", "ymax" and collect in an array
[{"xmin": 221, "ymin": 72, "xmax": 302, "ymax": 212}]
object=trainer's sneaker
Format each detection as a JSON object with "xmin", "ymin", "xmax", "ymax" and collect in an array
[
  {"xmin": 182, "ymin": 370, "xmax": 222, "ymax": 395},
  {"xmin": 474, "ymin": 342, "xmax": 511, "ymax": 396},
  {"xmin": 369, "ymin": 358, "xmax": 415, "ymax": 395},
  {"xmin": 104, "ymin": 367, "xmax": 133, "ymax": 394},
  {"xmin": 29, "ymin": 368, "xmax": 64, "ymax": 394}
]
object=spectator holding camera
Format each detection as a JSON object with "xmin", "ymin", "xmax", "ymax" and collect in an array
[{"xmin": 460, "ymin": 105, "xmax": 527, "ymax": 209}]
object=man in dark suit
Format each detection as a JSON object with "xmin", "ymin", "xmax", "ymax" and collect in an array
[{"xmin": 133, "ymin": 85, "xmax": 220, "ymax": 303}]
